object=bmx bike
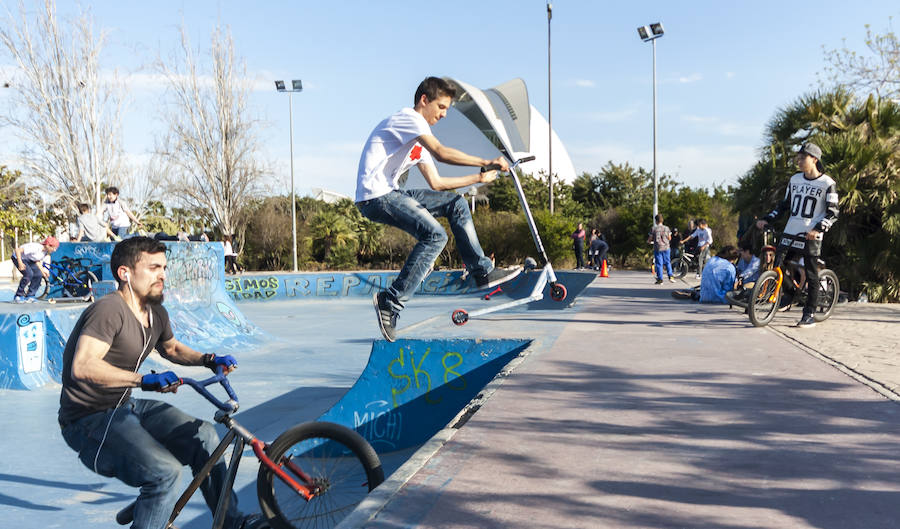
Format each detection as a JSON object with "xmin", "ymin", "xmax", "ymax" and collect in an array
[
  {"xmin": 746, "ymin": 232, "xmax": 840, "ymax": 327},
  {"xmin": 40, "ymin": 256, "xmax": 98, "ymax": 301},
  {"xmin": 450, "ymin": 156, "xmax": 567, "ymax": 326},
  {"xmin": 116, "ymin": 367, "xmax": 384, "ymax": 529}
]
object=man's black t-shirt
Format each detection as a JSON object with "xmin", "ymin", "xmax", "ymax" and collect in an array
[{"xmin": 58, "ymin": 293, "xmax": 174, "ymax": 425}]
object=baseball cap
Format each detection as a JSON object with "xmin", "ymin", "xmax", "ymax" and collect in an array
[
  {"xmin": 42, "ymin": 236, "xmax": 59, "ymax": 248},
  {"xmin": 799, "ymin": 143, "xmax": 822, "ymax": 160}
]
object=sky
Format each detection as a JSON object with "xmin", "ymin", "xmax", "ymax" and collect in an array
[{"xmin": 2, "ymin": 0, "xmax": 899, "ymax": 201}]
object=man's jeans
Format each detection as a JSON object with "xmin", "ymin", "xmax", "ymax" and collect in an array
[
  {"xmin": 698, "ymin": 246, "xmax": 711, "ymax": 275},
  {"xmin": 11, "ymin": 255, "xmax": 43, "ymax": 297},
  {"xmin": 358, "ymin": 189, "xmax": 492, "ymax": 312},
  {"xmin": 654, "ymin": 249, "xmax": 673, "ymax": 280},
  {"xmin": 61, "ymin": 399, "xmax": 244, "ymax": 529}
]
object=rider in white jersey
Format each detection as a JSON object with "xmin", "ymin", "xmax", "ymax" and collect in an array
[{"xmin": 756, "ymin": 143, "xmax": 839, "ymax": 328}]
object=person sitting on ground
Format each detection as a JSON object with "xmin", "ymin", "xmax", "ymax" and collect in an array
[
  {"xmin": 74, "ymin": 203, "xmax": 117, "ymax": 242},
  {"xmin": 11, "ymin": 236, "xmax": 59, "ymax": 303},
  {"xmin": 356, "ymin": 76, "xmax": 521, "ymax": 342},
  {"xmin": 57, "ymin": 237, "xmax": 266, "ymax": 529},
  {"xmin": 734, "ymin": 242, "xmax": 761, "ymax": 290},
  {"xmin": 698, "ymin": 245, "xmax": 739, "ymax": 304},
  {"xmin": 726, "ymin": 244, "xmax": 775, "ymax": 306}
]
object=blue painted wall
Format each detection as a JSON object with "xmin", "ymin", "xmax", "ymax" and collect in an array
[
  {"xmin": 226, "ymin": 270, "xmax": 596, "ymax": 309},
  {"xmin": 316, "ymin": 338, "xmax": 531, "ymax": 452}
]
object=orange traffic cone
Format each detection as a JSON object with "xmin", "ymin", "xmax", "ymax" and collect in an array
[{"xmin": 600, "ymin": 259, "xmax": 609, "ymax": 278}]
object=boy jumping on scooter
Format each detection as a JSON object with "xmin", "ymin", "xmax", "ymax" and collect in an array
[{"xmin": 356, "ymin": 76, "xmax": 521, "ymax": 341}]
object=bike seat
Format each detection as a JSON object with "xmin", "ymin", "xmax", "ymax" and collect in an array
[{"xmin": 116, "ymin": 501, "xmax": 135, "ymax": 525}]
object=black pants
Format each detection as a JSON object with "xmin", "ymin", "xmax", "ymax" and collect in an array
[
  {"xmin": 776, "ymin": 243, "xmax": 820, "ymax": 316},
  {"xmin": 574, "ymin": 241, "xmax": 584, "ymax": 268}
]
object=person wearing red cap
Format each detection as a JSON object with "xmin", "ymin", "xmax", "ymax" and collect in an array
[{"xmin": 11, "ymin": 236, "xmax": 59, "ymax": 302}]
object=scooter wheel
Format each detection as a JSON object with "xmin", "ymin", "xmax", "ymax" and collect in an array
[
  {"xmin": 550, "ymin": 283, "xmax": 567, "ymax": 302},
  {"xmin": 451, "ymin": 309, "xmax": 469, "ymax": 326}
]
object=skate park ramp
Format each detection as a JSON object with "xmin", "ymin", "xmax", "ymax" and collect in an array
[
  {"xmin": 0, "ymin": 244, "xmax": 591, "ymax": 529},
  {"xmin": 0, "ymin": 241, "xmax": 267, "ymax": 389}
]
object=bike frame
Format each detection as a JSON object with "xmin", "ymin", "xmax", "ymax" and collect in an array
[
  {"xmin": 119, "ymin": 369, "xmax": 322, "ymax": 529},
  {"xmin": 42, "ymin": 257, "xmax": 92, "ymax": 297}
]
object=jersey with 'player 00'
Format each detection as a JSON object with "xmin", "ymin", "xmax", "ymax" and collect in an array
[{"xmin": 764, "ymin": 172, "xmax": 839, "ymax": 240}]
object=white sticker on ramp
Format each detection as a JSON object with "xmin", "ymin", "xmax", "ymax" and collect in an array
[{"xmin": 18, "ymin": 320, "xmax": 44, "ymax": 374}]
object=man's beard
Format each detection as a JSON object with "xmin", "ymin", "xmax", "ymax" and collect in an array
[{"xmin": 146, "ymin": 292, "xmax": 165, "ymax": 305}]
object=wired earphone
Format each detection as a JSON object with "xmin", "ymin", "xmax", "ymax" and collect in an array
[{"xmin": 92, "ymin": 268, "xmax": 154, "ymax": 473}]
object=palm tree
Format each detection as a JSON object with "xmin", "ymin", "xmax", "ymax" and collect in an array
[
  {"xmin": 735, "ymin": 89, "xmax": 900, "ymax": 301},
  {"xmin": 307, "ymin": 209, "xmax": 358, "ymax": 264}
]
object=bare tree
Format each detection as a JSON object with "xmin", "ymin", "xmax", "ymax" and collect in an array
[
  {"xmin": 822, "ymin": 19, "xmax": 900, "ymax": 100},
  {"xmin": 0, "ymin": 0, "xmax": 128, "ymax": 213},
  {"xmin": 155, "ymin": 25, "xmax": 268, "ymax": 241}
]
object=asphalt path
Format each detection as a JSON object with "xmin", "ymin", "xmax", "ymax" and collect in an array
[{"xmin": 345, "ymin": 270, "xmax": 900, "ymax": 529}]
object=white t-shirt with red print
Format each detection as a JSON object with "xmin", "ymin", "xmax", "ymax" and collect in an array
[{"xmin": 355, "ymin": 108, "xmax": 434, "ymax": 202}]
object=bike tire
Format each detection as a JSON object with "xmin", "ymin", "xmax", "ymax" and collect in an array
[
  {"xmin": 671, "ymin": 258, "xmax": 687, "ymax": 279},
  {"xmin": 748, "ymin": 270, "xmax": 780, "ymax": 327},
  {"xmin": 257, "ymin": 421, "xmax": 384, "ymax": 529},
  {"xmin": 37, "ymin": 276, "xmax": 51, "ymax": 300},
  {"xmin": 66, "ymin": 271, "xmax": 98, "ymax": 298},
  {"xmin": 813, "ymin": 269, "xmax": 840, "ymax": 322}
]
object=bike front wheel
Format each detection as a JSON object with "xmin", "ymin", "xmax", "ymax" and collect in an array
[
  {"xmin": 671, "ymin": 258, "xmax": 688, "ymax": 279},
  {"xmin": 748, "ymin": 270, "xmax": 780, "ymax": 327},
  {"xmin": 813, "ymin": 269, "xmax": 840, "ymax": 322},
  {"xmin": 66, "ymin": 271, "xmax": 98, "ymax": 298},
  {"xmin": 257, "ymin": 421, "xmax": 384, "ymax": 529}
]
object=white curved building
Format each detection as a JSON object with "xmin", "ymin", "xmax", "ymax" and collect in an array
[{"xmin": 402, "ymin": 77, "xmax": 576, "ymax": 192}]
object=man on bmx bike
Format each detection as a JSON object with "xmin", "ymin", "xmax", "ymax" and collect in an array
[
  {"xmin": 58, "ymin": 237, "xmax": 267, "ymax": 529},
  {"xmin": 755, "ymin": 142, "xmax": 839, "ymax": 328}
]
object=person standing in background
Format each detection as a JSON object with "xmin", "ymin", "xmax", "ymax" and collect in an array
[{"xmin": 571, "ymin": 223, "xmax": 586, "ymax": 269}]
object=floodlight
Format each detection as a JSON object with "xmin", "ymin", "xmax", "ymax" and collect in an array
[
  {"xmin": 650, "ymin": 22, "xmax": 664, "ymax": 36},
  {"xmin": 291, "ymin": 79, "xmax": 303, "ymax": 91},
  {"xmin": 274, "ymin": 80, "xmax": 285, "ymax": 91},
  {"xmin": 637, "ymin": 26, "xmax": 650, "ymax": 41}
]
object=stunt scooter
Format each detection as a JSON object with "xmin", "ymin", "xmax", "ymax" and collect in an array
[{"xmin": 450, "ymin": 155, "xmax": 567, "ymax": 326}]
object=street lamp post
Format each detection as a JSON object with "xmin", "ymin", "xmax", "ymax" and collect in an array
[
  {"xmin": 547, "ymin": 1, "xmax": 554, "ymax": 214},
  {"xmin": 275, "ymin": 79, "xmax": 303, "ymax": 272},
  {"xmin": 637, "ymin": 22, "xmax": 664, "ymax": 223}
]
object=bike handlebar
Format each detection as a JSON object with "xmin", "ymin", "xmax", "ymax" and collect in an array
[{"xmin": 177, "ymin": 366, "xmax": 240, "ymax": 413}]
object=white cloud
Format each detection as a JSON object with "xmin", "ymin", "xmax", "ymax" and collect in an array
[
  {"xmin": 572, "ymin": 79, "xmax": 596, "ymax": 88},
  {"xmin": 725, "ymin": 71, "xmax": 736, "ymax": 79},
  {"xmin": 584, "ymin": 107, "xmax": 638, "ymax": 123},
  {"xmin": 677, "ymin": 73, "xmax": 702, "ymax": 84}
]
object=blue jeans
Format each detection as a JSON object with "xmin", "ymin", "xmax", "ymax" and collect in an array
[
  {"xmin": 357, "ymin": 189, "xmax": 493, "ymax": 312},
  {"xmin": 12, "ymin": 256, "xmax": 43, "ymax": 297},
  {"xmin": 654, "ymin": 249, "xmax": 673, "ymax": 280},
  {"xmin": 112, "ymin": 225, "xmax": 129, "ymax": 237},
  {"xmin": 61, "ymin": 399, "xmax": 244, "ymax": 529}
]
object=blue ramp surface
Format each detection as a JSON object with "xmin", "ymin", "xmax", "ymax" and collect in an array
[{"xmin": 317, "ymin": 338, "xmax": 531, "ymax": 452}]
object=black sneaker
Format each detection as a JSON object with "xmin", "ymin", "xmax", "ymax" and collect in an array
[
  {"xmin": 655, "ymin": 279, "xmax": 663, "ymax": 284},
  {"xmin": 372, "ymin": 291, "xmax": 398, "ymax": 342},
  {"xmin": 240, "ymin": 514, "xmax": 271, "ymax": 529},
  {"xmin": 474, "ymin": 266, "xmax": 522, "ymax": 290},
  {"xmin": 796, "ymin": 313, "xmax": 816, "ymax": 328}
]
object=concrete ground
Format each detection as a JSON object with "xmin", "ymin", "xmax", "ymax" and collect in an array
[
  {"xmin": 2, "ymin": 270, "xmax": 899, "ymax": 528},
  {"xmin": 343, "ymin": 271, "xmax": 900, "ymax": 529}
]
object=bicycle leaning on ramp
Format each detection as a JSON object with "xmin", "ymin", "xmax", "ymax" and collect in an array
[{"xmin": 116, "ymin": 367, "xmax": 384, "ymax": 529}]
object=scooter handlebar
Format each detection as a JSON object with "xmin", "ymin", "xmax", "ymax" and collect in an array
[{"xmin": 480, "ymin": 156, "xmax": 536, "ymax": 174}]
